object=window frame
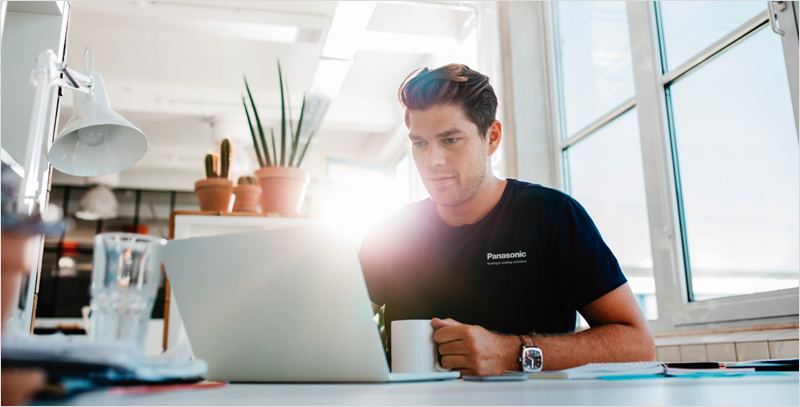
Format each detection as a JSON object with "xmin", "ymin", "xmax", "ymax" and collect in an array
[{"xmin": 546, "ymin": 1, "xmax": 799, "ymax": 333}]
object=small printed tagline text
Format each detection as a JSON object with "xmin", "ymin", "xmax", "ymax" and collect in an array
[{"xmin": 487, "ymin": 260, "xmax": 528, "ymax": 266}]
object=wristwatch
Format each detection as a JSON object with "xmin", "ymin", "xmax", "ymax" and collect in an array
[{"xmin": 518, "ymin": 335, "xmax": 543, "ymax": 372}]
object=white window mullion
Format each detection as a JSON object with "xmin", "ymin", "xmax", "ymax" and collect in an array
[
  {"xmin": 772, "ymin": 0, "xmax": 799, "ymax": 137},
  {"xmin": 543, "ymin": 1, "xmax": 565, "ymax": 191},
  {"xmin": 560, "ymin": 97, "xmax": 636, "ymax": 150},
  {"xmin": 625, "ymin": 1, "xmax": 686, "ymax": 333}
]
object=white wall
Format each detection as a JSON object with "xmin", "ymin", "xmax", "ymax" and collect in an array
[{"xmin": 498, "ymin": 2, "xmax": 557, "ymax": 188}]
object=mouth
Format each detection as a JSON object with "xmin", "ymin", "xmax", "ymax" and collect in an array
[{"xmin": 427, "ymin": 176, "xmax": 454, "ymax": 185}]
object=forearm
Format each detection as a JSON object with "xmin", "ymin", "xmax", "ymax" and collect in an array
[{"xmin": 532, "ymin": 323, "xmax": 656, "ymax": 371}]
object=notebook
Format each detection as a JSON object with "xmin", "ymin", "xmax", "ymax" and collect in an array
[
  {"xmin": 506, "ymin": 362, "xmax": 665, "ymax": 379},
  {"xmin": 665, "ymin": 367, "xmax": 755, "ymax": 377}
]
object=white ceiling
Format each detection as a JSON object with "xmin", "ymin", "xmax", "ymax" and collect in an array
[{"xmin": 55, "ymin": 1, "xmax": 478, "ymax": 191}]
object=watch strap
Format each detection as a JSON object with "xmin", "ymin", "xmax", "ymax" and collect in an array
[{"xmin": 518, "ymin": 335, "xmax": 536, "ymax": 348}]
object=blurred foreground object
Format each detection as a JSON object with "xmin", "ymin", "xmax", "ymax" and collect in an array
[{"xmin": 1, "ymin": 162, "xmax": 67, "ymax": 406}]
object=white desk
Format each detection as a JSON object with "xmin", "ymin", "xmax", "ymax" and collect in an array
[{"xmin": 55, "ymin": 374, "xmax": 798, "ymax": 406}]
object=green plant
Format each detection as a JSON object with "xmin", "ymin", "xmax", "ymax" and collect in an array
[
  {"xmin": 203, "ymin": 138, "xmax": 232, "ymax": 179},
  {"xmin": 220, "ymin": 139, "xmax": 231, "ymax": 179},
  {"xmin": 204, "ymin": 154, "xmax": 218, "ymax": 178},
  {"xmin": 243, "ymin": 60, "xmax": 316, "ymax": 168},
  {"xmin": 237, "ymin": 176, "xmax": 257, "ymax": 185}
]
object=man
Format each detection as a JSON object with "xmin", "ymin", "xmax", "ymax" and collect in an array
[{"xmin": 358, "ymin": 64, "xmax": 655, "ymax": 376}]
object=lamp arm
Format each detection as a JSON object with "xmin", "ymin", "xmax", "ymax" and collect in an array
[
  {"xmin": 21, "ymin": 50, "xmax": 58, "ymax": 216},
  {"xmin": 56, "ymin": 64, "xmax": 93, "ymax": 95},
  {"xmin": 21, "ymin": 50, "xmax": 94, "ymax": 217}
]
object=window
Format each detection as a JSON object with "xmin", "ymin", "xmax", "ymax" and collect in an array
[
  {"xmin": 324, "ymin": 159, "xmax": 398, "ymax": 247},
  {"xmin": 565, "ymin": 109, "xmax": 657, "ymax": 319},
  {"xmin": 394, "ymin": 152, "xmax": 429, "ymax": 203},
  {"xmin": 546, "ymin": 1, "xmax": 799, "ymax": 330},
  {"xmin": 658, "ymin": 1, "xmax": 765, "ymax": 71},
  {"xmin": 662, "ymin": 25, "xmax": 799, "ymax": 301},
  {"xmin": 554, "ymin": 1, "xmax": 635, "ymax": 138},
  {"xmin": 37, "ymin": 186, "xmax": 194, "ymax": 321},
  {"xmin": 552, "ymin": 2, "xmax": 657, "ymax": 320}
]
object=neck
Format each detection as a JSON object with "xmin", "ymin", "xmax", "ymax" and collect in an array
[{"xmin": 436, "ymin": 175, "xmax": 507, "ymax": 227}]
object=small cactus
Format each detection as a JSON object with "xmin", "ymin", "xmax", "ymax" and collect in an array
[
  {"xmin": 220, "ymin": 138, "xmax": 231, "ymax": 179},
  {"xmin": 237, "ymin": 176, "xmax": 257, "ymax": 185},
  {"xmin": 204, "ymin": 154, "xmax": 219, "ymax": 178}
]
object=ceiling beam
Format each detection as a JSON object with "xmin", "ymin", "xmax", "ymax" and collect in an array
[
  {"xmin": 59, "ymin": 82, "xmax": 399, "ymax": 134},
  {"xmin": 70, "ymin": 13, "xmax": 320, "ymax": 44},
  {"xmin": 300, "ymin": 2, "xmax": 377, "ymax": 141},
  {"xmin": 71, "ymin": 1, "xmax": 332, "ymax": 30}
]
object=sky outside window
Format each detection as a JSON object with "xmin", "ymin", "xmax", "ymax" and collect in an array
[
  {"xmin": 659, "ymin": 1, "xmax": 767, "ymax": 72},
  {"xmin": 555, "ymin": 1, "xmax": 635, "ymax": 138},
  {"xmin": 667, "ymin": 26, "xmax": 799, "ymax": 301}
]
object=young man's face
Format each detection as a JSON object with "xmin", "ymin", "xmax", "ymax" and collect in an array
[{"xmin": 407, "ymin": 104, "xmax": 490, "ymax": 207}]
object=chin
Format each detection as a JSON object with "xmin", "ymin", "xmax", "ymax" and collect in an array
[{"xmin": 428, "ymin": 189, "xmax": 468, "ymax": 207}]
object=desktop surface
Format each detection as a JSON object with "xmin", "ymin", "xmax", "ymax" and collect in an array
[{"xmin": 47, "ymin": 373, "xmax": 798, "ymax": 406}]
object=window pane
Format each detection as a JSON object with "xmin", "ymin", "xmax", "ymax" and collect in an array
[
  {"xmin": 100, "ymin": 189, "xmax": 138, "ymax": 234},
  {"xmin": 554, "ymin": 1, "xmax": 635, "ymax": 138},
  {"xmin": 140, "ymin": 190, "xmax": 172, "ymax": 239},
  {"xmin": 669, "ymin": 27, "xmax": 799, "ymax": 301},
  {"xmin": 325, "ymin": 160, "xmax": 396, "ymax": 247},
  {"xmin": 659, "ymin": 1, "xmax": 765, "ymax": 72},
  {"xmin": 174, "ymin": 191, "xmax": 200, "ymax": 212},
  {"xmin": 566, "ymin": 109, "xmax": 657, "ymax": 320}
]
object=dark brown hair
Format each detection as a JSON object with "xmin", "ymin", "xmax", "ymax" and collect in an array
[{"xmin": 398, "ymin": 64, "xmax": 498, "ymax": 138}]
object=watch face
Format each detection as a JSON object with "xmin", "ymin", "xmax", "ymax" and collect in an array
[{"xmin": 523, "ymin": 348, "xmax": 543, "ymax": 371}]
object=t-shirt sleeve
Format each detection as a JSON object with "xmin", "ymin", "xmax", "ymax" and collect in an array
[
  {"xmin": 357, "ymin": 227, "xmax": 388, "ymax": 307},
  {"xmin": 551, "ymin": 195, "xmax": 627, "ymax": 310}
]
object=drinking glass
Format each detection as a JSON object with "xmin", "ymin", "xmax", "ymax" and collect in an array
[{"xmin": 88, "ymin": 232, "xmax": 166, "ymax": 349}]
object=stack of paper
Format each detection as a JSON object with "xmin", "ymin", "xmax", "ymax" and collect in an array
[
  {"xmin": 514, "ymin": 362, "xmax": 666, "ymax": 379},
  {"xmin": 1, "ymin": 332, "xmax": 207, "ymax": 383}
]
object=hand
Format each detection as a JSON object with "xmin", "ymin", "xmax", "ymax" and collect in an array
[
  {"xmin": 431, "ymin": 318, "xmax": 519, "ymax": 376},
  {"xmin": 1, "ymin": 369, "xmax": 46, "ymax": 406}
]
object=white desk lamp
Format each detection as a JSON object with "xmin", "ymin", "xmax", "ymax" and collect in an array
[
  {"xmin": 22, "ymin": 47, "xmax": 147, "ymax": 216},
  {"xmin": 10, "ymin": 47, "xmax": 147, "ymax": 335}
]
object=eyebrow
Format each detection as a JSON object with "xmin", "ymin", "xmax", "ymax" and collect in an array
[{"xmin": 408, "ymin": 128, "xmax": 466, "ymax": 141}]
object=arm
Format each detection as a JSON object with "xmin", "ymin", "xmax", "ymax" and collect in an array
[
  {"xmin": 531, "ymin": 283, "xmax": 655, "ymax": 370},
  {"xmin": 433, "ymin": 283, "xmax": 655, "ymax": 375}
]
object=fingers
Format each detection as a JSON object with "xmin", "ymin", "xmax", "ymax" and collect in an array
[
  {"xmin": 441, "ymin": 355, "xmax": 472, "ymax": 370},
  {"xmin": 438, "ymin": 340, "xmax": 471, "ymax": 356},
  {"xmin": 433, "ymin": 325, "xmax": 468, "ymax": 344},
  {"xmin": 431, "ymin": 317, "xmax": 461, "ymax": 329}
]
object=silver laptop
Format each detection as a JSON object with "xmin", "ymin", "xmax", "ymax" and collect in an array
[{"xmin": 162, "ymin": 224, "xmax": 460, "ymax": 383}]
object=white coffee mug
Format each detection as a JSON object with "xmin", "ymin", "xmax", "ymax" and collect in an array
[{"xmin": 391, "ymin": 319, "xmax": 450, "ymax": 373}]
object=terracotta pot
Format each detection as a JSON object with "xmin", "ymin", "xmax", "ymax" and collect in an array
[
  {"xmin": 232, "ymin": 184, "xmax": 262, "ymax": 213},
  {"xmin": 254, "ymin": 166, "xmax": 310, "ymax": 215},
  {"xmin": 194, "ymin": 178, "xmax": 234, "ymax": 212}
]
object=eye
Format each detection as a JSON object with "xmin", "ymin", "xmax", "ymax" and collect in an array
[
  {"xmin": 412, "ymin": 141, "xmax": 427, "ymax": 147},
  {"xmin": 443, "ymin": 138, "xmax": 458, "ymax": 145}
]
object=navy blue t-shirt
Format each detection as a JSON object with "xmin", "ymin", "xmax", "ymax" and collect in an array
[{"xmin": 358, "ymin": 179, "xmax": 627, "ymax": 340}]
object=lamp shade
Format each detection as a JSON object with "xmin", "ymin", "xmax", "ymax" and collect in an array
[
  {"xmin": 49, "ymin": 71, "xmax": 148, "ymax": 177},
  {"xmin": 75, "ymin": 184, "xmax": 118, "ymax": 220}
]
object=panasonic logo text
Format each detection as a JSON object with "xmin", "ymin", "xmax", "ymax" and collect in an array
[{"xmin": 487, "ymin": 251, "xmax": 527, "ymax": 260}]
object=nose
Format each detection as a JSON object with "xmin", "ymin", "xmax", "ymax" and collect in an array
[{"xmin": 424, "ymin": 144, "xmax": 446, "ymax": 168}]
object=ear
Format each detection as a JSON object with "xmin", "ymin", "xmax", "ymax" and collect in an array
[{"xmin": 486, "ymin": 120, "xmax": 502, "ymax": 156}]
